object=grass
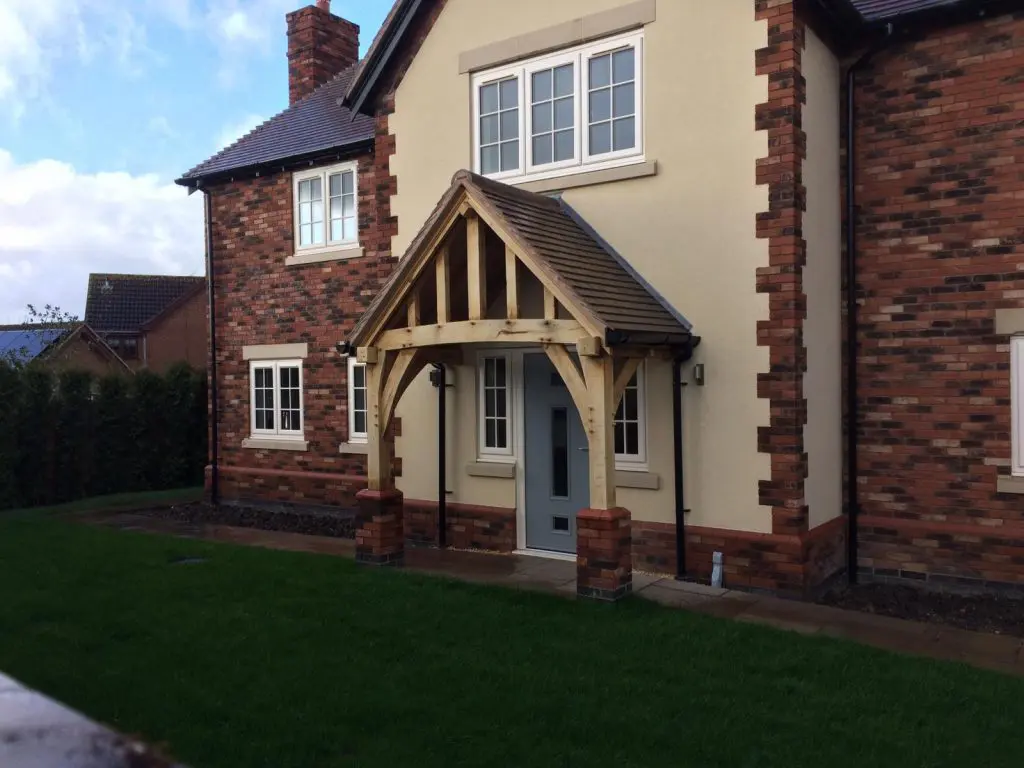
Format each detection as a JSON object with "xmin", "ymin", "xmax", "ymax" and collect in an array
[
  {"xmin": 1, "ymin": 512, "xmax": 1023, "ymax": 767},
  {"xmin": 2, "ymin": 486, "xmax": 203, "ymax": 517}
]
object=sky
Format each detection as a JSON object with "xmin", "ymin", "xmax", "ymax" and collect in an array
[{"xmin": 0, "ymin": 0, "xmax": 392, "ymax": 323}]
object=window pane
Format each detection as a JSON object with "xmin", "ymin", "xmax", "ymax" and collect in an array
[
  {"xmin": 300, "ymin": 223, "xmax": 313, "ymax": 245},
  {"xmin": 299, "ymin": 202, "xmax": 311, "ymax": 225},
  {"xmin": 484, "ymin": 358, "xmax": 495, "ymax": 387},
  {"xmin": 589, "ymin": 88, "xmax": 610, "ymax": 123},
  {"xmin": 624, "ymin": 388, "xmax": 638, "ymax": 421},
  {"xmin": 312, "ymin": 222, "xmax": 325, "ymax": 245},
  {"xmin": 343, "ymin": 217, "xmax": 357, "ymax": 241},
  {"xmin": 590, "ymin": 122, "xmax": 611, "ymax": 155},
  {"xmin": 500, "ymin": 140, "xmax": 518, "ymax": 171},
  {"xmin": 331, "ymin": 219, "xmax": 344, "ymax": 241},
  {"xmin": 481, "ymin": 114, "xmax": 499, "ymax": 144},
  {"xmin": 298, "ymin": 179, "xmax": 311, "ymax": 203},
  {"xmin": 533, "ymin": 135, "xmax": 552, "ymax": 166},
  {"xmin": 496, "ymin": 389, "xmax": 507, "ymax": 418},
  {"xmin": 626, "ymin": 423, "xmax": 639, "ymax": 456},
  {"xmin": 342, "ymin": 195, "xmax": 354, "ymax": 217},
  {"xmin": 342, "ymin": 171, "xmax": 353, "ymax": 194},
  {"xmin": 553, "ymin": 97, "xmax": 573, "ymax": 130},
  {"xmin": 554, "ymin": 129, "xmax": 573, "ymax": 162},
  {"xmin": 532, "ymin": 102, "xmax": 552, "ymax": 133},
  {"xmin": 613, "ymin": 82, "xmax": 634, "ymax": 118},
  {"xmin": 495, "ymin": 358, "xmax": 506, "ymax": 387},
  {"xmin": 311, "ymin": 200, "xmax": 324, "ymax": 225},
  {"xmin": 354, "ymin": 388, "xmax": 365, "ymax": 411},
  {"xmin": 355, "ymin": 412, "xmax": 366, "ymax": 434},
  {"xmin": 551, "ymin": 407, "xmax": 569, "ymax": 498},
  {"xmin": 500, "ymin": 109, "xmax": 518, "ymax": 140},
  {"xmin": 354, "ymin": 366, "xmax": 365, "ymax": 387},
  {"xmin": 481, "ymin": 146, "xmax": 500, "ymax": 174},
  {"xmin": 589, "ymin": 54, "xmax": 610, "ymax": 88},
  {"xmin": 614, "ymin": 422, "xmax": 625, "ymax": 455},
  {"xmin": 553, "ymin": 64, "xmax": 573, "ymax": 97},
  {"xmin": 612, "ymin": 48, "xmax": 635, "ymax": 83},
  {"xmin": 329, "ymin": 173, "xmax": 341, "ymax": 197},
  {"xmin": 480, "ymin": 83, "xmax": 499, "ymax": 113},
  {"xmin": 532, "ymin": 69, "xmax": 551, "ymax": 101},
  {"xmin": 310, "ymin": 177, "xmax": 322, "ymax": 201},
  {"xmin": 496, "ymin": 420, "xmax": 507, "ymax": 449},
  {"xmin": 499, "ymin": 78, "xmax": 518, "ymax": 108},
  {"xmin": 485, "ymin": 419, "xmax": 496, "ymax": 448},
  {"xmin": 613, "ymin": 117, "xmax": 636, "ymax": 151}
]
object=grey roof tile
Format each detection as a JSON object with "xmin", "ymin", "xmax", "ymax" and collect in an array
[
  {"xmin": 178, "ymin": 65, "xmax": 374, "ymax": 184},
  {"xmin": 85, "ymin": 274, "xmax": 205, "ymax": 334},
  {"xmin": 847, "ymin": 0, "xmax": 972, "ymax": 19}
]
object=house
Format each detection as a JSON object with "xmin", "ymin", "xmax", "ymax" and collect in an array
[
  {"xmin": 0, "ymin": 323, "xmax": 131, "ymax": 376},
  {"xmin": 179, "ymin": 0, "xmax": 1024, "ymax": 600},
  {"xmin": 84, "ymin": 274, "xmax": 207, "ymax": 372}
]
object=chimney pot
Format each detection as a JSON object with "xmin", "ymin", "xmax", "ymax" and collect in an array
[{"xmin": 316, "ymin": 0, "xmax": 330, "ymax": 9}]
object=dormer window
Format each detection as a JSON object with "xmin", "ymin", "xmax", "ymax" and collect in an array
[
  {"xmin": 289, "ymin": 161, "xmax": 360, "ymax": 265},
  {"xmin": 471, "ymin": 31, "xmax": 643, "ymax": 184}
]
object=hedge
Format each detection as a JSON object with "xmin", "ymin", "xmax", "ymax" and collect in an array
[{"xmin": 0, "ymin": 362, "xmax": 207, "ymax": 511}]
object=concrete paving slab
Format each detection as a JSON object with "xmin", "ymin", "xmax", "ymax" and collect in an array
[{"xmin": 650, "ymin": 579, "xmax": 730, "ymax": 598}]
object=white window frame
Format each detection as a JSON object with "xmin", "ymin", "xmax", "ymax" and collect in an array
[
  {"xmin": 292, "ymin": 161, "xmax": 359, "ymax": 255},
  {"xmin": 477, "ymin": 352, "xmax": 514, "ymax": 460},
  {"xmin": 249, "ymin": 359, "xmax": 305, "ymax": 440},
  {"xmin": 347, "ymin": 356, "xmax": 368, "ymax": 445},
  {"xmin": 471, "ymin": 30, "xmax": 643, "ymax": 185},
  {"xmin": 1013, "ymin": 337, "xmax": 1024, "ymax": 476},
  {"xmin": 614, "ymin": 362, "xmax": 647, "ymax": 470}
]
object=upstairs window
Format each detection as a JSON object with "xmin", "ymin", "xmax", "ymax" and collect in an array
[
  {"xmin": 293, "ymin": 162, "xmax": 358, "ymax": 251},
  {"xmin": 472, "ymin": 31, "xmax": 643, "ymax": 182}
]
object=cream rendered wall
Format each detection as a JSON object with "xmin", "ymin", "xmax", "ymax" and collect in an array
[
  {"xmin": 802, "ymin": 29, "xmax": 843, "ymax": 528},
  {"xmin": 392, "ymin": 0, "xmax": 772, "ymax": 532}
]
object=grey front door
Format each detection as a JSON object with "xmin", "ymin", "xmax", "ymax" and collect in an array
[{"xmin": 523, "ymin": 352, "xmax": 590, "ymax": 553}]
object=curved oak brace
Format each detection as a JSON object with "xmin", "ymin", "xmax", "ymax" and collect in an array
[
  {"xmin": 612, "ymin": 357, "xmax": 643, "ymax": 416},
  {"xmin": 543, "ymin": 344, "xmax": 588, "ymax": 417},
  {"xmin": 381, "ymin": 348, "xmax": 429, "ymax": 432}
]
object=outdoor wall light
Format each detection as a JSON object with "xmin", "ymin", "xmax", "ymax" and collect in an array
[{"xmin": 693, "ymin": 363, "xmax": 705, "ymax": 386}]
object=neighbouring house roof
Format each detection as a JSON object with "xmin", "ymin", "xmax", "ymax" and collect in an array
[
  {"xmin": 177, "ymin": 64, "xmax": 374, "ymax": 186},
  {"xmin": 85, "ymin": 274, "xmax": 205, "ymax": 334},
  {"xmin": 350, "ymin": 170, "xmax": 693, "ymax": 348},
  {"xmin": 0, "ymin": 322, "xmax": 130, "ymax": 371},
  {"xmin": 845, "ymin": 0, "xmax": 971, "ymax": 19}
]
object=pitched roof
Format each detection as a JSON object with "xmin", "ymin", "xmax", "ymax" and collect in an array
[
  {"xmin": 85, "ymin": 274, "xmax": 205, "ymax": 334},
  {"xmin": 350, "ymin": 170, "xmax": 693, "ymax": 348},
  {"xmin": 0, "ymin": 322, "xmax": 130, "ymax": 371},
  {"xmin": 178, "ymin": 65, "xmax": 374, "ymax": 185}
]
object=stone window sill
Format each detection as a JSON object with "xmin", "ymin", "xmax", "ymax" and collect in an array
[
  {"xmin": 339, "ymin": 442, "xmax": 369, "ymax": 455},
  {"xmin": 997, "ymin": 475, "xmax": 1024, "ymax": 495},
  {"xmin": 615, "ymin": 470, "xmax": 660, "ymax": 490},
  {"xmin": 242, "ymin": 437, "xmax": 309, "ymax": 452},
  {"xmin": 466, "ymin": 462, "xmax": 516, "ymax": 479},
  {"xmin": 514, "ymin": 159, "xmax": 657, "ymax": 195},
  {"xmin": 286, "ymin": 245, "xmax": 364, "ymax": 266}
]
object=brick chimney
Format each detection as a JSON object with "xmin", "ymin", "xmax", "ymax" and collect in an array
[{"xmin": 286, "ymin": 1, "xmax": 360, "ymax": 105}]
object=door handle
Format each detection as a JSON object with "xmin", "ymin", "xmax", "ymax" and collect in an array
[{"xmin": 577, "ymin": 446, "xmax": 589, "ymax": 452}]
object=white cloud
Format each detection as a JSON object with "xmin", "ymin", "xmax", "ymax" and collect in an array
[
  {"xmin": 0, "ymin": 149, "xmax": 204, "ymax": 323},
  {"xmin": 216, "ymin": 113, "xmax": 267, "ymax": 151},
  {"xmin": 148, "ymin": 115, "xmax": 179, "ymax": 140}
]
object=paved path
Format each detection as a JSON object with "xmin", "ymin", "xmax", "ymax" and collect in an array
[{"xmin": 84, "ymin": 512, "xmax": 1024, "ymax": 677}]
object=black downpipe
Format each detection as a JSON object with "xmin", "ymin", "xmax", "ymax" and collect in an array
[
  {"xmin": 846, "ymin": 28, "xmax": 892, "ymax": 584},
  {"xmin": 203, "ymin": 189, "xmax": 220, "ymax": 505},
  {"xmin": 432, "ymin": 363, "xmax": 447, "ymax": 548},
  {"xmin": 672, "ymin": 356, "xmax": 688, "ymax": 579}
]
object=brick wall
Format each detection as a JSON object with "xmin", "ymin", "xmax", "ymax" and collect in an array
[
  {"xmin": 853, "ymin": 12, "xmax": 1024, "ymax": 588},
  {"xmin": 286, "ymin": 4, "xmax": 359, "ymax": 104},
  {"xmin": 144, "ymin": 289, "xmax": 207, "ymax": 372},
  {"xmin": 208, "ymin": 139, "xmax": 396, "ymax": 509}
]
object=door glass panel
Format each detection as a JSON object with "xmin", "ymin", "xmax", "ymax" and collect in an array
[
  {"xmin": 552, "ymin": 516, "xmax": 570, "ymax": 533},
  {"xmin": 551, "ymin": 407, "xmax": 569, "ymax": 499}
]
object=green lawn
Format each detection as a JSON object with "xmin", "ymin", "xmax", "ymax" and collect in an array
[{"xmin": 1, "ymin": 509, "xmax": 1023, "ymax": 767}]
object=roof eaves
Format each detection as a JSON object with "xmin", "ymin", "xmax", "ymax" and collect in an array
[{"xmin": 345, "ymin": 0, "xmax": 425, "ymax": 115}]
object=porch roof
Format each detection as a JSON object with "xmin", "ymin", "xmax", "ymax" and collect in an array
[{"xmin": 349, "ymin": 170, "xmax": 693, "ymax": 349}]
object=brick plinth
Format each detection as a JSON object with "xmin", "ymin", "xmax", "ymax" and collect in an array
[
  {"xmin": 404, "ymin": 500, "xmax": 516, "ymax": 551},
  {"xmin": 577, "ymin": 507, "xmax": 633, "ymax": 601},
  {"xmin": 355, "ymin": 489, "xmax": 405, "ymax": 566}
]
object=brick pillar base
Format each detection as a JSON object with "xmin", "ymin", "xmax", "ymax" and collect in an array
[
  {"xmin": 355, "ymin": 489, "xmax": 405, "ymax": 566},
  {"xmin": 576, "ymin": 507, "xmax": 632, "ymax": 601}
]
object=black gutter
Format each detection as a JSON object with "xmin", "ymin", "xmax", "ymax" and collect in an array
[
  {"xmin": 175, "ymin": 139, "xmax": 374, "ymax": 190},
  {"xmin": 345, "ymin": 0, "xmax": 423, "ymax": 116},
  {"xmin": 202, "ymin": 189, "xmax": 220, "ymax": 505},
  {"xmin": 845, "ymin": 26, "xmax": 894, "ymax": 584}
]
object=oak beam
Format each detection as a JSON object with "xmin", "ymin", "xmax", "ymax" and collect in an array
[
  {"xmin": 581, "ymin": 354, "xmax": 616, "ymax": 510},
  {"xmin": 467, "ymin": 214, "xmax": 486, "ymax": 321},
  {"xmin": 364, "ymin": 357, "xmax": 393, "ymax": 492},
  {"xmin": 505, "ymin": 245, "xmax": 519, "ymax": 321},
  {"xmin": 544, "ymin": 288, "xmax": 556, "ymax": 320},
  {"xmin": 612, "ymin": 357, "xmax": 643, "ymax": 413},
  {"xmin": 406, "ymin": 291, "xmax": 420, "ymax": 328},
  {"xmin": 381, "ymin": 348, "xmax": 428, "ymax": 431},
  {"xmin": 436, "ymin": 246, "xmax": 450, "ymax": 325},
  {"xmin": 543, "ymin": 344, "xmax": 588, "ymax": 417},
  {"xmin": 377, "ymin": 319, "xmax": 585, "ymax": 350}
]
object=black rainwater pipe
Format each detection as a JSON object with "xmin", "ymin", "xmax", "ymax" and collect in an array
[
  {"xmin": 202, "ymin": 188, "xmax": 220, "ymax": 504},
  {"xmin": 846, "ymin": 26, "xmax": 892, "ymax": 585},
  {"xmin": 431, "ymin": 363, "xmax": 447, "ymax": 548},
  {"xmin": 672, "ymin": 355, "xmax": 688, "ymax": 579}
]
